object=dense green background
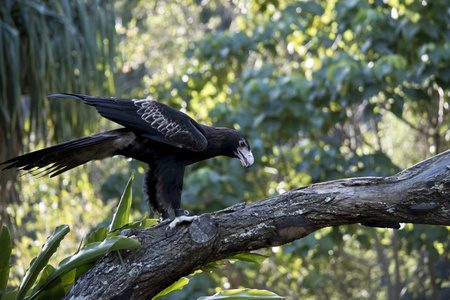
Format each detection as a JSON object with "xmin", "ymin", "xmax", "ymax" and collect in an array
[{"xmin": 1, "ymin": 0, "xmax": 449, "ymax": 299}]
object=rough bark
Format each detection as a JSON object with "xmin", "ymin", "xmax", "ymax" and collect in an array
[{"xmin": 65, "ymin": 149, "xmax": 450, "ymax": 300}]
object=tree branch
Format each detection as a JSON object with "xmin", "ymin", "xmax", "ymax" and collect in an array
[{"xmin": 65, "ymin": 150, "xmax": 450, "ymax": 300}]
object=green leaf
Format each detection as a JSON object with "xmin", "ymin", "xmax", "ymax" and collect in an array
[
  {"xmin": 200, "ymin": 260, "xmax": 225, "ymax": 272},
  {"xmin": 60, "ymin": 268, "xmax": 76, "ymax": 289},
  {"xmin": 85, "ymin": 227, "xmax": 108, "ymax": 246},
  {"xmin": 30, "ymin": 236, "xmax": 140, "ymax": 299},
  {"xmin": 0, "ymin": 290, "xmax": 17, "ymax": 300},
  {"xmin": 106, "ymin": 217, "xmax": 158, "ymax": 238},
  {"xmin": 0, "ymin": 226, "xmax": 11, "ymax": 295},
  {"xmin": 116, "ymin": 217, "xmax": 158, "ymax": 231},
  {"xmin": 143, "ymin": 218, "xmax": 159, "ymax": 228},
  {"xmin": 74, "ymin": 263, "xmax": 95, "ymax": 282},
  {"xmin": 32, "ymin": 277, "xmax": 65, "ymax": 300},
  {"xmin": 45, "ymin": 236, "xmax": 141, "ymax": 286},
  {"xmin": 226, "ymin": 252, "xmax": 268, "ymax": 264},
  {"xmin": 34, "ymin": 265, "xmax": 55, "ymax": 292},
  {"xmin": 31, "ymin": 265, "xmax": 65, "ymax": 300},
  {"xmin": 198, "ymin": 288, "xmax": 284, "ymax": 299},
  {"xmin": 16, "ymin": 225, "xmax": 70, "ymax": 300},
  {"xmin": 152, "ymin": 277, "xmax": 190, "ymax": 300},
  {"xmin": 109, "ymin": 175, "xmax": 134, "ymax": 232}
]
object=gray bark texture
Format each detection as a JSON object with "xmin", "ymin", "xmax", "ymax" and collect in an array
[{"xmin": 65, "ymin": 149, "xmax": 450, "ymax": 300}]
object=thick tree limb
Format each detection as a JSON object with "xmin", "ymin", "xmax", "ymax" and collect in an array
[{"xmin": 65, "ymin": 150, "xmax": 450, "ymax": 300}]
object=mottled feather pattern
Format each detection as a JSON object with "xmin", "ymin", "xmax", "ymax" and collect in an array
[
  {"xmin": 49, "ymin": 94, "xmax": 207, "ymax": 151},
  {"xmin": 134, "ymin": 99, "xmax": 188, "ymax": 138},
  {"xmin": 133, "ymin": 99, "xmax": 207, "ymax": 151}
]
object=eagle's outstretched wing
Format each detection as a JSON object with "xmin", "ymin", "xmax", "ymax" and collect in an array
[{"xmin": 47, "ymin": 93, "xmax": 208, "ymax": 152}]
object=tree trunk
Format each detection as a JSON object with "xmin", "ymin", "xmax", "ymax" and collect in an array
[{"xmin": 65, "ymin": 149, "xmax": 450, "ymax": 300}]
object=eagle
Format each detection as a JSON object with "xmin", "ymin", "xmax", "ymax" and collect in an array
[{"xmin": 1, "ymin": 94, "xmax": 254, "ymax": 229}]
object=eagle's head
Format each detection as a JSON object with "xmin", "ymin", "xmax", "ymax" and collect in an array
[
  {"xmin": 206, "ymin": 127, "xmax": 254, "ymax": 168},
  {"xmin": 234, "ymin": 135, "xmax": 254, "ymax": 168}
]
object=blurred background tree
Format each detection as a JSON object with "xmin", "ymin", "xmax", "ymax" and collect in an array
[
  {"xmin": 0, "ymin": 0, "xmax": 117, "ymax": 287},
  {"xmin": 1, "ymin": 0, "xmax": 449, "ymax": 299}
]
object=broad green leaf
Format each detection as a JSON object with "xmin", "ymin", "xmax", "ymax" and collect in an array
[
  {"xmin": 31, "ymin": 265, "xmax": 65, "ymax": 300},
  {"xmin": 109, "ymin": 175, "xmax": 134, "ymax": 232},
  {"xmin": 60, "ymin": 268, "xmax": 76, "ymax": 289},
  {"xmin": 45, "ymin": 236, "xmax": 141, "ymax": 286},
  {"xmin": 152, "ymin": 277, "xmax": 190, "ymax": 300},
  {"xmin": 16, "ymin": 225, "xmax": 70, "ymax": 300},
  {"xmin": 226, "ymin": 252, "xmax": 268, "ymax": 264},
  {"xmin": 142, "ymin": 219, "xmax": 159, "ymax": 228},
  {"xmin": 33, "ymin": 264, "xmax": 55, "ymax": 292},
  {"xmin": 198, "ymin": 288, "xmax": 284, "ymax": 299},
  {"xmin": 0, "ymin": 226, "xmax": 11, "ymax": 295},
  {"xmin": 30, "ymin": 236, "xmax": 140, "ymax": 299},
  {"xmin": 85, "ymin": 227, "xmax": 108, "ymax": 246}
]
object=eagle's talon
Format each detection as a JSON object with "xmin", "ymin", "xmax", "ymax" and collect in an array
[
  {"xmin": 166, "ymin": 215, "xmax": 199, "ymax": 230},
  {"xmin": 158, "ymin": 211, "xmax": 171, "ymax": 224},
  {"xmin": 158, "ymin": 218, "xmax": 171, "ymax": 224}
]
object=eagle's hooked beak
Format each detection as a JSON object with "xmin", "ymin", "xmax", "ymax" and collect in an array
[{"xmin": 236, "ymin": 147, "xmax": 254, "ymax": 168}]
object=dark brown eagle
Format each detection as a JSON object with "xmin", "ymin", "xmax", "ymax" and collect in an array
[{"xmin": 1, "ymin": 94, "xmax": 254, "ymax": 228}]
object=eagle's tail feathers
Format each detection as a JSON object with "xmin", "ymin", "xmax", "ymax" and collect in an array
[{"xmin": 1, "ymin": 131, "xmax": 124, "ymax": 177}]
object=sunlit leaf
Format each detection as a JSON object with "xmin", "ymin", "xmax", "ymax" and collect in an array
[
  {"xmin": 109, "ymin": 175, "xmax": 134, "ymax": 232},
  {"xmin": 198, "ymin": 288, "xmax": 283, "ymax": 299},
  {"xmin": 226, "ymin": 252, "xmax": 268, "ymax": 264},
  {"xmin": 152, "ymin": 277, "xmax": 190, "ymax": 300}
]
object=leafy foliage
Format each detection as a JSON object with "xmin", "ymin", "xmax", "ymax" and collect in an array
[
  {"xmin": 16, "ymin": 225, "xmax": 70, "ymax": 300},
  {"xmin": 0, "ymin": 178, "xmax": 141, "ymax": 300}
]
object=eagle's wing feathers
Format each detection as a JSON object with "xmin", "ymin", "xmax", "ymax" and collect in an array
[
  {"xmin": 48, "ymin": 94, "xmax": 208, "ymax": 152},
  {"xmin": 134, "ymin": 99, "xmax": 207, "ymax": 152}
]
